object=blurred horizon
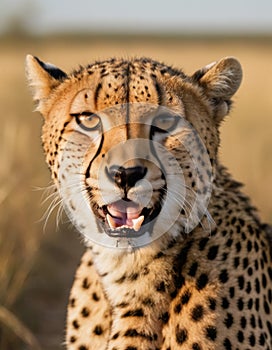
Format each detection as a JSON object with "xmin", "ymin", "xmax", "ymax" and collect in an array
[{"xmin": 1, "ymin": 0, "xmax": 272, "ymax": 37}]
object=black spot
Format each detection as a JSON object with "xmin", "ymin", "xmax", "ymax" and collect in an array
[
  {"xmin": 199, "ymin": 237, "xmax": 209, "ymax": 250},
  {"xmin": 72, "ymin": 320, "xmax": 80, "ymax": 329},
  {"xmin": 116, "ymin": 302, "xmax": 129, "ymax": 308},
  {"xmin": 247, "ymin": 240, "xmax": 252, "ymax": 252},
  {"xmin": 248, "ymin": 298, "xmax": 253, "ymax": 309},
  {"xmin": 124, "ymin": 329, "xmax": 138, "ymax": 337},
  {"xmin": 78, "ymin": 346, "xmax": 88, "ymax": 350},
  {"xmin": 238, "ymin": 275, "xmax": 245, "ymax": 290},
  {"xmin": 192, "ymin": 343, "xmax": 201, "ymax": 350},
  {"xmin": 142, "ymin": 266, "xmax": 150, "ymax": 275},
  {"xmin": 268, "ymin": 289, "xmax": 272, "ymax": 303},
  {"xmin": 124, "ymin": 329, "xmax": 157, "ymax": 342},
  {"xmin": 174, "ymin": 303, "xmax": 182, "ymax": 314},
  {"xmin": 264, "ymin": 300, "xmax": 270, "ymax": 314},
  {"xmin": 236, "ymin": 225, "xmax": 241, "ymax": 234},
  {"xmin": 235, "ymin": 242, "xmax": 241, "ymax": 253},
  {"xmin": 87, "ymin": 259, "xmax": 93, "ymax": 266},
  {"xmin": 175, "ymin": 240, "xmax": 193, "ymax": 270},
  {"xmin": 154, "ymin": 251, "xmax": 164, "ymax": 259},
  {"xmin": 175, "ymin": 326, "xmax": 188, "ymax": 344},
  {"xmin": 81, "ymin": 307, "xmax": 90, "ymax": 317},
  {"xmin": 222, "ymin": 252, "xmax": 228, "ymax": 261},
  {"xmin": 247, "ymin": 267, "xmax": 253, "ymax": 276},
  {"xmin": 160, "ymin": 312, "xmax": 169, "ymax": 324},
  {"xmin": 128, "ymin": 272, "xmax": 139, "ymax": 281},
  {"xmin": 268, "ymin": 267, "xmax": 272, "ymax": 280},
  {"xmin": 70, "ymin": 336, "xmax": 76, "ymax": 343},
  {"xmin": 237, "ymin": 298, "xmax": 244, "ymax": 311},
  {"xmin": 234, "ymin": 257, "xmax": 240, "ymax": 267},
  {"xmin": 115, "ymin": 274, "xmax": 126, "ymax": 283},
  {"xmin": 231, "ymin": 217, "xmax": 237, "ymax": 225},
  {"xmin": 262, "ymin": 273, "xmax": 267, "ymax": 288},
  {"xmin": 125, "ymin": 347, "xmax": 137, "ymax": 350},
  {"xmin": 191, "ymin": 304, "xmax": 204, "ymax": 321},
  {"xmin": 70, "ymin": 298, "xmax": 76, "ymax": 307},
  {"xmin": 156, "ymin": 281, "xmax": 166, "ymax": 292},
  {"xmin": 196, "ymin": 273, "xmax": 208, "ymax": 290},
  {"xmin": 82, "ymin": 278, "xmax": 90, "ymax": 289},
  {"xmin": 221, "ymin": 297, "xmax": 229, "ymax": 309},
  {"xmin": 92, "ymin": 292, "xmax": 100, "ymax": 301},
  {"xmin": 259, "ymin": 333, "xmax": 266, "ymax": 346},
  {"xmin": 242, "ymin": 257, "xmax": 249, "ymax": 269},
  {"xmin": 224, "ymin": 313, "xmax": 234, "ymax": 328},
  {"xmin": 254, "ymin": 241, "xmax": 259, "ymax": 252},
  {"xmin": 181, "ymin": 289, "xmax": 192, "ymax": 305},
  {"xmin": 267, "ymin": 320, "xmax": 272, "ymax": 336},
  {"xmin": 223, "ymin": 338, "xmax": 232, "ymax": 350},
  {"xmin": 205, "ymin": 326, "xmax": 217, "ymax": 341},
  {"xmin": 93, "ymin": 325, "xmax": 103, "ymax": 335},
  {"xmin": 246, "ymin": 282, "xmax": 252, "ymax": 294},
  {"xmin": 237, "ymin": 331, "xmax": 244, "ymax": 343},
  {"xmin": 250, "ymin": 314, "xmax": 256, "ymax": 328},
  {"xmin": 247, "ymin": 224, "xmax": 254, "ymax": 234},
  {"xmin": 229, "ymin": 287, "xmax": 235, "ymax": 298},
  {"xmin": 240, "ymin": 316, "xmax": 247, "ymax": 329},
  {"xmin": 122, "ymin": 309, "xmax": 144, "ymax": 317},
  {"xmin": 249, "ymin": 333, "xmax": 256, "ymax": 346},
  {"xmin": 255, "ymin": 298, "xmax": 260, "ymax": 311},
  {"xmin": 255, "ymin": 278, "xmax": 260, "ymax": 293},
  {"xmin": 208, "ymin": 297, "xmax": 216, "ymax": 310},
  {"xmin": 142, "ymin": 297, "xmax": 154, "ymax": 307},
  {"xmin": 207, "ymin": 245, "xmax": 219, "ymax": 260},
  {"xmin": 188, "ymin": 262, "xmax": 198, "ymax": 276},
  {"xmin": 238, "ymin": 218, "xmax": 245, "ymax": 226},
  {"xmin": 219, "ymin": 269, "xmax": 229, "ymax": 283},
  {"xmin": 112, "ymin": 332, "xmax": 119, "ymax": 339},
  {"xmin": 226, "ymin": 238, "xmax": 233, "ymax": 247}
]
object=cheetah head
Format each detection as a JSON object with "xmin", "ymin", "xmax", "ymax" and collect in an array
[{"xmin": 26, "ymin": 56, "xmax": 242, "ymax": 249}]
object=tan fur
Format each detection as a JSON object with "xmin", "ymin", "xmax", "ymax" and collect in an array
[{"xmin": 26, "ymin": 55, "xmax": 272, "ymax": 350}]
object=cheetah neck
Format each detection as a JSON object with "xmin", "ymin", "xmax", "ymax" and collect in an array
[{"xmin": 88, "ymin": 239, "xmax": 182, "ymax": 347}]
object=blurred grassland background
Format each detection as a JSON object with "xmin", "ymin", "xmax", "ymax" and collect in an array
[{"xmin": 0, "ymin": 7, "xmax": 272, "ymax": 350}]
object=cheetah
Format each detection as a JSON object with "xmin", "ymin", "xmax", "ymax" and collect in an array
[{"xmin": 26, "ymin": 55, "xmax": 272, "ymax": 350}]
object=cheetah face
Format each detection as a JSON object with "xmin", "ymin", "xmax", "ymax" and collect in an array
[
  {"xmin": 65, "ymin": 100, "xmax": 210, "ymax": 242},
  {"xmin": 26, "ymin": 56, "xmax": 242, "ymax": 249},
  {"xmin": 57, "ymin": 99, "xmax": 212, "ymax": 248}
]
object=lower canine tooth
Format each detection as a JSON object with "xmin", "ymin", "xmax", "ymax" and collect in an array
[
  {"xmin": 132, "ymin": 215, "xmax": 145, "ymax": 231},
  {"xmin": 106, "ymin": 214, "xmax": 116, "ymax": 229}
]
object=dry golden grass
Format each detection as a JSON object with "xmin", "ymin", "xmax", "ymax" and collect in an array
[{"xmin": 0, "ymin": 35, "xmax": 271, "ymax": 349}]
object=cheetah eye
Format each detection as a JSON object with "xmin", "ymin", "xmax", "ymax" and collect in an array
[
  {"xmin": 152, "ymin": 113, "xmax": 179, "ymax": 133},
  {"xmin": 71, "ymin": 112, "xmax": 101, "ymax": 131}
]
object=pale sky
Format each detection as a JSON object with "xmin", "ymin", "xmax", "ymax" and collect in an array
[{"xmin": 1, "ymin": 0, "xmax": 272, "ymax": 35}]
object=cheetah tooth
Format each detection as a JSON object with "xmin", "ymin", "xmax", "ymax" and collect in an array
[
  {"xmin": 132, "ymin": 215, "xmax": 144, "ymax": 231},
  {"xmin": 106, "ymin": 214, "xmax": 116, "ymax": 229}
]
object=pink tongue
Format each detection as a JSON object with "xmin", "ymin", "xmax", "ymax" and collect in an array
[{"xmin": 107, "ymin": 200, "xmax": 141, "ymax": 227}]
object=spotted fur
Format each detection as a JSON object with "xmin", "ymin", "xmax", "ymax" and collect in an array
[{"xmin": 26, "ymin": 55, "xmax": 272, "ymax": 350}]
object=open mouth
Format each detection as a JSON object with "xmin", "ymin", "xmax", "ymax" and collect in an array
[{"xmin": 98, "ymin": 199, "xmax": 159, "ymax": 238}]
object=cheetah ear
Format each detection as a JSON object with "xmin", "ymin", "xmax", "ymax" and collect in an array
[
  {"xmin": 25, "ymin": 55, "xmax": 67, "ymax": 108},
  {"xmin": 192, "ymin": 57, "xmax": 242, "ymax": 121}
]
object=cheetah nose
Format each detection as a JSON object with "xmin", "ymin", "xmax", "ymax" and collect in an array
[{"xmin": 106, "ymin": 165, "xmax": 147, "ymax": 189}]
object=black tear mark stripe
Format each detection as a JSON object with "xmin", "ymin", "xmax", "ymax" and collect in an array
[
  {"xmin": 94, "ymin": 82, "xmax": 102, "ymax": 109},
  {"xmin": 125, "ymin": 62, "xmax": 130, "ymax": 139},
  {"xmin": 154, "ymin": 80, "xmax": 163, "ymax": 106},
  {"xmin": 85, "ymin": 134, "xmax": 104, "ymax": 179}
]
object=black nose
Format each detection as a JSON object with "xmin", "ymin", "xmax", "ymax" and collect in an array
[{"xmin": 106, "ymin": 165, "xmax": 147, "ymax": 189}]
